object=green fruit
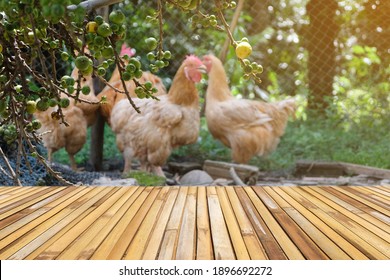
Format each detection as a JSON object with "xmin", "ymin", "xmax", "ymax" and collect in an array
[
  {"xmin": 101, "ymin": 46, "xmax": 114, "ymax": 59},
  {"xmin": 144, "ymin": 81, "xmax": 153, "ymax": 90},
  {"xmin": 145, "ymin": 37, "xmax": 158, "ymax": 51},
  {"xmin": 51, "ymin": 4, "xmax": 65, "ymax": 19},
  {"xmin": 97, "ymin": 23, "xmax": 112, "ymax": 37},
  {"xmin": 109, "ymin": 10, "xmax": 125, "ymax": 24},
  {"xmin": 129, "ymin": 57, "xmax": 141, "ymax": 69},
  {"xmin": 97, "ymin": 67, "xmax": 106, "ymax": 76},
  {"xmin": 81, "ymin": 85, "xmax": 91, "ymax": 95},
  {"xmin": 147, "ymin": 52, "xmax": 155, "ymax": 61},
  {"xmin": 36, "ymin": 99, "xmax": 49, "ymax": 111},
  {"xmin": 61, "ymin": 52, "xmax": 70, "ymax": 61},
  {"xmin": 134, "ymin": 70, "xmax": 143, "ymax": 79},
  {"xmin": 59, "ymin": 98, "xmax": 70, "ymax": 108},
  {"xmin": 81, "ymin": 64, "xmax": 93, "ymax": 76},
  {"xmin": 48, "ymin": 99, "xmax": 58, "ymax": 107},
  {"xmin": 125, "ymin": 63, "xmax": 136, "ymax": 73},
  {"xmin": 122, "ymin": 72, "xmax": 132, "ymax": 81},
  {"xmin": 32, "ymin": 119, "xmax": 41, "ymax": 130},
  {"xmin": 163, "ymin": 51, "xmax": 172, "ymax": 60},
  {"xmin": 95, "ymin": 15, "xmax": 104, "ymax": 25},
  {"xmin": 94, "ymin": 35, "xmax": 105, "ymax": 47},
  {"xmin": 75, "ymin": 55, "xmax": 91, "ymax": 71},
  {"xmin": 26, "ymin": 100, "xmax": 37, "ymax": 114}
]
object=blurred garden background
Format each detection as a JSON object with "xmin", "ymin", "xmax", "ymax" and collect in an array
[{"xmin": 50, "ymin": 0, "xmax": 390, "ymax": 172}]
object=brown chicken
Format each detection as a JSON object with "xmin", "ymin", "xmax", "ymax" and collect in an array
[
  {"xmin": 34, "ymin": 69, "xmax": 99, "ymax": 170},
  {"xmin": 202, "ymin": 54, "xmax": 296, "ymax": 164},
  {"xmin": 110, "ymin": 55, "xmax": 207, "ymax": 176},
  {"xmin": 97, "ymin": 69, "xmax": 166, "ymax": 126}
]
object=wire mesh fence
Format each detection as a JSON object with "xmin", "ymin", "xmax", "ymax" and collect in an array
[{"xmin": 122, "ymin": 0, "xmax": 389, "ymax": 124}]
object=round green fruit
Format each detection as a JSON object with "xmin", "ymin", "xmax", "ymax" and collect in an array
[
  {"xmin": 26, "ymin": 100, "xmax": 37, "ymax": 114},
  {"xmin": 75, "ymin": 55, "xmax": 92, "ymax": 71},
  {"xmin": 145, "ymin": 37, "xmax": 158, "ymax": 51},
  {"xmin": 109, "ymin": 10, "xmax": 125, "ymax": 24},
  {"xmin": 81, "ymin": 86, "xmax": 91, "ymax": 95},
  {"xmin": 59, "ymin": 98, "xmax": 70, "ymax": 108},
  {"xmin": 97, "ymin": 23, "xmax": 113, "ymax": 38}
]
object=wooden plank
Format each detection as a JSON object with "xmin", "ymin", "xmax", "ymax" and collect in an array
[
  {"xmin": 350, "ymin": 187, "xmax": 390, "ymax": 208},
  {"xmin": 175, "ymin": 187, "xmax": 197, "ymax": 260},
  {"xmin": 0, "ymin": 187, "xmax": 85, "ymax": 239},
  {"xmin": 308, "ymin": 187, "xmax": 390, "ymax": 241},
  {"xmin": 243, "ymin": 187, "xmax": 304, "ymax": 260},
  {"xmin": 0, "ymin": 187, "xmax": 64, "ymax": 219},
  {"xmin": 225, "ymin": 187, "xmax": 267, "ymax": 260},
  {"xmin": 124, "ymin": 187, "xmax": 169, "ymax": 260},
  {"xmin": 1, "ymin": 187, "xmax": 112, "ymax": 260},
  {"xmin": 0, "ymin": 187, "xmax": 48, "ymax": 209},
  {"xmin": 158, "ymin": 187, "xmax": 188, "ymax": 260},
  {"xmin": 107, "ymin": 187, "xmax": 160, "ymax": 259},
  {"xmin": 142, "ymin": 187, "xmax": 179, "ymax": 260},
  {"xmin": 264, "ymin": 187, "xmax": 351, "ymax": 260},
  {"xmin": 272, "ymin": 187, "xmax": 368, "ymax": 260},
  {"xmin": 203, "ymin": 160, "xmax": 259, "ymax": 181},
  {"xmin": 52, "ymin": 187, "xmax": 135, "ymax": 259},
  {"xmin": 284, "ymin": 187, "xmax": 388, "ymax": 259},
  {"xmin": 207, "ymin": 187, "xmax": 236, "ymax": 260},
  {"xmin": 25, "ymin": 187, "xmax": 118, "ymax": 260},
  {"xmin": 57, "ymin": 187, "xmax": 140, "ymax": 260},
  {"xmin": 252, "ymin": 187, "xmax": 329, "ymax": 260},
  {"xmin": 216, "ymin": 187, "xmax": 250, "ymax": 260},
  {"xmin": 325, "ymin": 187, "xmax": 390, "ymax": 226},
  {"xmin": 196, "ymin": 186, "xmax": 214, "ymax": 260},
  {"xmin": 0, "ymin": 187, "xmax": 91, "ymax": 254},
  {"xmin": 332, "ymin": 187, "xmax": 390, "ymax": 217},
  {"xmin": 235, "ymin": 187, "xmax": 286, "ymax": 260},
  {"xmin": 294, "ymin": 187, "xmax": 390, "ymax": 258}
]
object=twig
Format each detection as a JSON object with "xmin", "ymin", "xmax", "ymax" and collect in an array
[
  {"xmin": 0, "ymin": 147, "xmax": 22, "ymax": 186},
  {"xmin": 68, "ymin": 0, "xmax": 123, "ymax": 12},
  {"xmin": 229, "ymin": 167, "xmax": 247, "ymax": 186},
  {"xmin": 219, "ymin": 0, "xmax": 245, "ymax": 63}
]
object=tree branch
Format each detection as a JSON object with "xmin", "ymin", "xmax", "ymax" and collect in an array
[{"xmin": 68, "ymin": 0, "xmax": 124, "ymax": 12}]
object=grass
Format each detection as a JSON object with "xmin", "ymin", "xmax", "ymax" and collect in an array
[{"xmin": 53, "ymin": 116, "xmax": 390, "ymax": 172}]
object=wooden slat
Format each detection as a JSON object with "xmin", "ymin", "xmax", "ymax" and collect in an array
[
  {"xmin": 264, "ymin": 187, "xmax": 352, "ymax": 260},
  {"xmin": 283, "ymin": 187, "xmax": 388, "ymax": 259},
  {"xmin": 207, "ymin": 187, "xmax": 236, "ymax": 260},
  {"xmin": 243, "ymin": 187, "xmax": 305, "ymax": 260},
  {"xmin": 216, "ymin": 187, "xmax": 250, "ymax": 260},
  {"xmin": 142, "ymin": 187, "xmax": 179, "ymax": 260},
  {"xmin": 196, "ymin": 186, "xmax": 214, "ymax": 260},
  {"xmin": 107, "ymin": 187, "xmax": 160, "ymax": 260},
  {"xmin": 0, "ymin": 185, "xmax": 388, "ymax": 260},
  {"xmin": 175, "ymin": 187, "xmax": 197, "ymax": 260},
  {"xmin": 252, "ymin": 187, "xmax": 329, "ymax": 260},
  {"xmin": 225, "ymin": 187, "xmax": 267, "ymax": 260},
  {"xmin": 158, "ymin": 187, "xmax": 188, "ymax": 260}
]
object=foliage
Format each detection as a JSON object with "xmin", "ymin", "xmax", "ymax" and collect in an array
[{"xmin": 122, "ymin": 170, "xmax": 166, "ymax": 186}]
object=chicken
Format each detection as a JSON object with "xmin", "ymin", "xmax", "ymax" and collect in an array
[
  {"xmin": 202, "ymin": 54, "xmax": 296, "ymax": 164},
  {"xmin": 97, "ymin": 69, "xmax": 166, "ymax": 126},
  {"xmin": 110, "ymin": 55, "xmax": 206, "ymax": 176},
  {"xmin": 34, "ymin": 69, "xmax": 99, "ymax": 170}
]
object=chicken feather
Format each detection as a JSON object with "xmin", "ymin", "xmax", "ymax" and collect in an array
[
  {"xmin": 203, "ymin": 54, "xmax": 296, "ymax": 164},
  {"xmin": 110, "ymin": 55, "xmax": 206, "ymax": 176}
]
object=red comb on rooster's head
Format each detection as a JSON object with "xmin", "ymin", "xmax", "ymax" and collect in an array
[
  {"xmin": 120, "ymin": 44, "xmax": 135, "ymax": 57},
  {"xmin": 183, "ymin": 54, "xmax": 207, "ymax": 83},
  {"xmin": 185, "ymin": 54, "xmax": 203, "ymax": 66}
]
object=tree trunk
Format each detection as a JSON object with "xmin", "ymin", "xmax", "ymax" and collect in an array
[
  {"xmin": 305, "ymin": 0, "xmax": 339, "ymax": 115},
  {"xmin": 88, "ymin": 6, "xmax": 109, "ymax": 171}
]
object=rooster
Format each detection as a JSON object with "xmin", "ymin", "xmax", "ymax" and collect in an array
[
  {"xmin": 110, "ymin": 55, "xmax": 206, "ymax": 176},
  {"xmin": 97, "ymin": 69, "xmax": 166, "ymax": 126},
  {"xmin": 202, "ymin": 54, "xmax": 296, "ymax": 164},
  {"xmin": 34, "ymin": 68, "xmax": 99, "ymax": 170}
]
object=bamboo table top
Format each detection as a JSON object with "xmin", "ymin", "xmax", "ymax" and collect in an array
[{"xmin": 0, "ymin": 185, "xmax": 389, "ymax": 260}]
